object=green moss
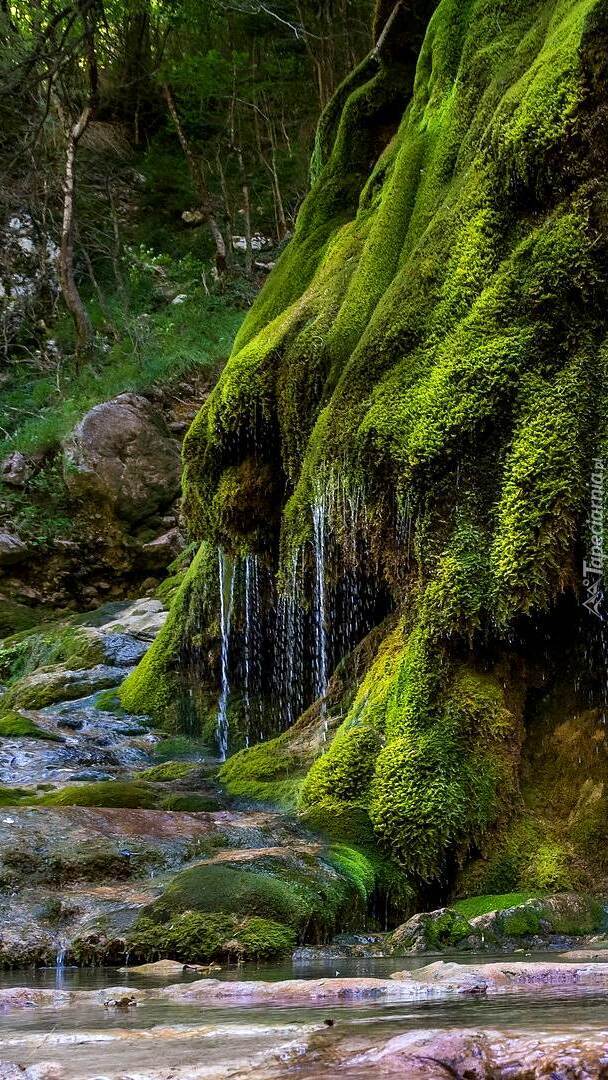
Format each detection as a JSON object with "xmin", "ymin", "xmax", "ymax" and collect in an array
[
  {"xmin": 128, "ymin": 912, "xmax": 295, "ymax": 962},
  {"xmin": 0, "ymin": 600, "xmax": 41, "ymax": 638},
  {"xmin": 0, "ymin": 711, "xmax": 62, "ymax": 741},
  {"xmin": 118, "ymin": 541, "xmax": 219, "ymax": 729},
  {"xmin": 220, "ymin": 732, "xmax": 309, "ymax": 809},
  {"xmin": 35, "ymin": 781, "xmax": 158, "ymax": 809},
  {"xmin": 152, "ymin": 736, "xmax": 213, "ymax": 762},
  {"xmin": 160, "ymin": 794, "xmax": 221, "ymax": 812},
  {"xmin": 453, "ymin": 892, "xmax": 543, "ymax": 919},
  {"xmin": 137, "ymin": 761, "xmax": 195, "ymax": 782},
  {"xmin": 0, "ymin": 626, "xmax": 105, "ymax": 684},
  {"xmin": 0, "ymin": 785, "xmax": 33, "ymax": 807},
  {"xmin": 147, "ymin": 847, "xmax": 374, "ymax": 940},
  {"xmin": 123, "ymin": 0, "xmax": 608, "ymax": 899}
]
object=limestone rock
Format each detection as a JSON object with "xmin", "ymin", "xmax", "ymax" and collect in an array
[
  {"xmin": 99, "ymin": 597, "xmax": 167, "ymax": 640},
  {"xmin": 0, "ymin": 533, "xmax": 29, "ymax": 568},
  {"xmin": 62, "ymin": 394, "xmax": 180, "ymax": 523}
]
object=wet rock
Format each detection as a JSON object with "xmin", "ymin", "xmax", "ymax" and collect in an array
[
  {"xmin": 0, "ymin": 665, "xmax": 126, "ymax": 714},
  {"xmin": 101, "ymin": 633, "xmax": 149, "ymax": 667},
  {"xmin": 118, "ymin": 958, "xmax": 219, "ymax": 977},
  {"xmin": 0, "ymin": 452, "xmax": 31, "ymax": 488},
  {"xmin": 392, "ymin": 958, "xmax": 608, "ymax": 993},
  {"xmin": 97, "ymin": 597, "xmax": 167, "ymax": 640},
  {"xmin": 62, "ymin": 394, "xmax": 180, "ymax": 524},
  {"xmin": 0, "ymin": 533, "xmax": 28, "ymax": 568}
]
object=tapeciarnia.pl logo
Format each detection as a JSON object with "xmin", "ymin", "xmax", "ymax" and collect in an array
[{"xmin": 583, "ymin": 457, "xmax": 606, "ymax": 620}]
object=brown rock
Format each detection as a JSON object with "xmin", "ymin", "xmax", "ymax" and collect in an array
[{"xmin": 62, "ymin": 394, "xmax": 180, "ymax": 523}]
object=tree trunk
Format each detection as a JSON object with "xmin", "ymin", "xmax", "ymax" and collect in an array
[
  {"xmin": 162, "ymin": 81, "xmax": 226, "ymax": 275},
  {"xmin": 59, "ymin": 105, "xmax": 93, "ymax": 356}
]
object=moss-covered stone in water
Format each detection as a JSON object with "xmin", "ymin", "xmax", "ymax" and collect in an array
[
  {"xmin": 0, "ymin": 711, "xmax": 62, "ymax": 742},
  {"xmin": 146, "ymin": 845, "xmax": 377, "ymax": 941},
  {"xmin": 452, "ymin": 893, "xmax": 543, "ymax": 920}
]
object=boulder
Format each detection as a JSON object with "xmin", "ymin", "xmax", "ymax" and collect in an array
[
  {"xmin": 99, "ymin": 597, "xmax": 167, "ymax": 641},
  {"xmin": 387, "ymin": 908, "xmax": 473, "ymax": 954},
  {"xmin": 1, "ymin": 451, "xmax": 31, "ymax": 487},
  {"xmin": 140, "ymin": 528, "xmax": 184, "ymax": 569},
  {"xmin": 0, "ymin": 532, "xmax": 28, "ymax": 568},
  {"xmin": 62, "ymin": 394, "xmax": 180, "ymax": 523}
]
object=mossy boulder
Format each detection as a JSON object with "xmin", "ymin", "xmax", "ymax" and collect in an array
[
  {"xmin": 0, "ymin": 710, "xmax": 62, "ymax": 741},
  {"xmin": 128, "ymin": 911, "xmax": 296, "ymax": 962},
  {"xmin": 0, "ymin": 664, "xmax": 124, "ymax": 716},
  {"xmin": 34, "ymin": 781, "xmax": 159, "ymax": 809},
  {"xmin": 388, "ymin": 908, "xmax": 474, "ymax": 954},
  {"xmin": 389, "ymin": 893, "xmax": 606, "ymax": 953},
  {"xmin": 470, "ymin": 894, "xmax": 606, "ymax": 943},
  {"xmin": 145, "ymin": 844, "xmax": 378, "ymax": 942}
]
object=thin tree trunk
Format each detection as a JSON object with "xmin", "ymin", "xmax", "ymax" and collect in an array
[
  {"xmin": 230, "ymin": 80, "xmax": 253, "ymax": 275},
  {"xmin": 161, "ymin": 81, "xmax": 226, "ymax": 275},
  {"xmin": 215, "ymin": 149, "xmax": 234, "ymax": 269},
  {"xmin": 59, "ymin": 104, "xmax": 93, "ymax": 356}
]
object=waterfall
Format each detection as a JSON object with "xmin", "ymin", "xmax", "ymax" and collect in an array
[
  {"xmin": 274, "ymin": 550, "xmax": 305, "ymax": 729},
  {"xmin": 55, "ymin": 941, "xmax": 66, "ymax": 987},
  {"xmin": 243, "ymin": 553, "xmax": 261, "ymax": 745},
  {"xmin": 312, "ymin": 496, "xmax": 328, "ymax": 705},
  {"xmin": 216, "ymin": 550, "xmax": 235, "ymax": 761}
]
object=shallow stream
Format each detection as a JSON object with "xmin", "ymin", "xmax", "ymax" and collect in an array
[{"xmin": 1, "ymin": 960, "xmax": 608, "ymax": 1078}]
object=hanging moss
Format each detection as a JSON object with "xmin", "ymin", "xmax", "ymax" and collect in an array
[{"xmin": 125, "ymin": 0, "xmax": 608, "ymax": 900}]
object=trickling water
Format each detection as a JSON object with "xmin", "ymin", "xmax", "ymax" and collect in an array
[
  {"xmin": 55, "ymin": 944, "xmax": 66, "ymax": 988},
  {"xmin": 216, "ymin": 550, "xmax": 235, "ymax": 761},
  {"xmin": 274, "ymin": 550, "xmax": 306, "ymax": 729},
  {"xmin": 312, "ymin": 497, "xmax": 328, "ymax": 709},
  {"xmin": 243, "ymin": 553, "xmax": 262, "ymax": 745}
]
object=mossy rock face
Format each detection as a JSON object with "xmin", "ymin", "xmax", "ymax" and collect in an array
[
  {"xmin": 128, "ymin": 911, "xmax": 296, "ymax": 962},
  {"xmin": 123, "ymin": 0, "xmax": 608, "ymax": 899}
]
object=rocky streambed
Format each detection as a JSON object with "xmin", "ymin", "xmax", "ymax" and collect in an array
[
  {"xmin": 2, "ymin": 597, "xmax": 608, "ymax": 1076},
  {"xmin": 2, "ymin": 962, "xmax": 608, "ymax": 1077}
]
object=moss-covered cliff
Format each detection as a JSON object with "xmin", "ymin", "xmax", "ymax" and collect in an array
[{"xmin": 121, "ymin": 0, "xmax": 608, "ymax": 901}]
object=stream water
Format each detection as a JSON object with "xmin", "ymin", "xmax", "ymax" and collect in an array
[{"xmin": 1, "ymin": 979, "xmax": 608, "ymax": 1078}]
